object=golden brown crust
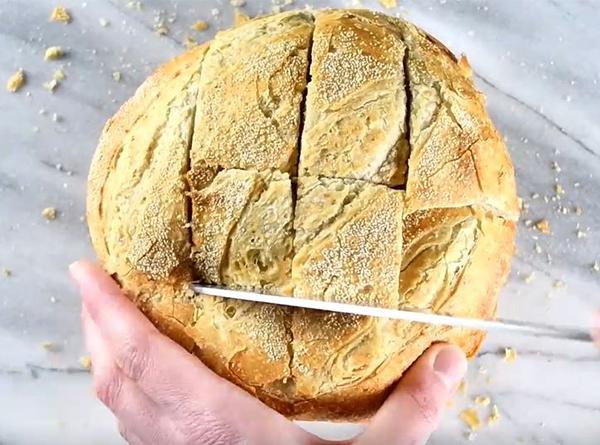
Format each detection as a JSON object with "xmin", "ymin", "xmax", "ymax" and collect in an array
[
  {"xmin": 394, "ymin": 20, "xmax": 519, "ymax": 220},
  {"xmin": 299, "ymin": 10, "xmax": 409, "ymax": 185},
  {"xmin": 191, "ymin": 12, "xmax": 314, "ymax": 173},
  {"xmin": 87, "ymin": 10, "xmax": 519, "ymax": 421}
]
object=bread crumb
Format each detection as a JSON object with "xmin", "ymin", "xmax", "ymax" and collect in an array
[
  {"xmin": 523, "ymin": 272, "xmax": 535, "ymax": 284},
  {"xmin": 79, "ymin": 355, "xmax": 92, "ymax": 369},
  {"xmin": 576, "ymin": 229, "xmax": 587, "ymax": 239},
  {"xmin": 6, "ymin": 68, "xmax": 26, "ymax": 92},
  {"xmin": 42, "ymin": 207, "xmax": 57, "ymax": 220},
  {"xmin": 534, "ymin": 219, "xmax": 551, "ymax": 234},
  {"xmin": 99, "ymin": 18, "xmax": 110, "ymax": 27},
  {"xmin": 485, "ymin": 375, "xmax": 494, "ymax": 385},
  {"xmin": 2, "ymin": 267, "xmax": 12, "ymax": 277},
  {"xmin": 230, "ymin": 0, "xmax": 246, "ymax": 6},
  {"xmin": 379, "ymin": 0, "xmax": 397, "ymax": 7},
  {"xmin": 554, "ymin": 183, "xmax": 564, "ymax": 195},
  {"xmin": 534, "ymin": 243, "xmax": 543, "ymax": 254},
  {"xmin": 184, "ymin": 37, "xmax": 198, "ymax": 49},
  {"xmin": 43, "ymin": 78, "xmax": 59, "ymax": 92},
  {"xmin": 50, "ymin": 296, "xmax": 58, "ymax": 303},
  {"xmin": 474, "ymin": 395, "xmax": 491, "ymax": 407},
  {"xmin": 592, "ymin": 261, "xmax": 600, "ymax": 273},
  {"xmin": 50, "ymin": 6, "xmax": 72, "ymax": 23},
  {"xmin": 458, "ymin": 380, "xmax": 467, "ymax": 395},
  {"xmin": 45, "ymin": 46, "xmax": 65, "ymax": 61},
  {"xmin": 478, "ymin": 365, "xmax": 488, "ymax": 375},
  {"xmin": 155, "ymin": 23, "xmax": 169, "ymax": 35},
  {"xmin": 53, "ymin": 68, "xmax": 66, "ymax": 81},
  {"xmin": 465, "ymin": 431, "xmax": 477, "ymax": 441},
  {"xmin": 460, "ymin": 408, "xmax": 481, "ymax": 431},
  {"xmin": 551, "ymin": 161, "xmax": 561, "ymax": 173},
  {"xmin": 553, "ymin": 280, "xmax": 565, "ymax": 288},
  {"xmin": 126, "ymin": 1, "xmax": 143, "ymax": 10},
  {"xmin": 41, "ymin": 341, "xmax": 60, "ymax": 352},
  {"xmin": 488, "ymin": 404, "xmax": 500, "ymax": 426},
  {"xmin": 192, "ymin": 20, "xmax": 209, "ymax": 31},
  {"xmin": 112, "ymin": 71, "xmax": 122, "ymax": 82},
  {"xmin": 233, "ymin": 8, "xmax": 250, "ymax": 26},
  {"xmin": 503, "ymin": 347, "xmax": 517, "ymax": 363}
]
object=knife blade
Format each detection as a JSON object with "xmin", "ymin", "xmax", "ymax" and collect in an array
[{"xmin": 191, "ymin": 284, "xmax": 593, "ymax": 343}]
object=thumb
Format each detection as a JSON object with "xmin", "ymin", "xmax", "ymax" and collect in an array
[{"xmin": 354, "ymin": 343, "xmax": 467, "ymax": 445}]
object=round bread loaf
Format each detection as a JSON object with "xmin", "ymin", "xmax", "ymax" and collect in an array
[{"xmin": 87, "ymin": 9, "xmax": 518, "ymax": 420}]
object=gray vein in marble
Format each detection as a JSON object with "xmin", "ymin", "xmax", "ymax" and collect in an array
[{"xmin": 475, "ymin": 72, "xmax": 599, "ymax": 159}]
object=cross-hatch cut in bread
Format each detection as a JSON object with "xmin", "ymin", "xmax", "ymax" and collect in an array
[{"xmin": 87, "ymin": 9, "xmax": 518, "ymax": 420}]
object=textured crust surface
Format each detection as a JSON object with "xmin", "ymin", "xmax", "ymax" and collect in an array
[
  {"xmin": 191, "ymin": 12, "xmax": 314, "ymax": 173},
  {"xmin": 87, "ymin": 10, "xmax": 519, "ymax": 421},
  {"xmin": 299, "ymin": 10, "xmax": 409, "ymax": 185}
]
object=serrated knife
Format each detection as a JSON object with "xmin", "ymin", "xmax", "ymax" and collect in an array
[{"xmin": 192, "ymin": 284, "xmax": 593, "ymax": 343}]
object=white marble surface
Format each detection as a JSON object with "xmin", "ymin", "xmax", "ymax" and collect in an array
[{"xmin": 1, "ymin": 0, "xmax": 600, "ymax": 443}]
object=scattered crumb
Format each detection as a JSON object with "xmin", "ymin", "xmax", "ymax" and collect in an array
[
  {"xmin": 230, "ymin": 0, "xmax": 246, "ymax": 6},
  {"xmin": 574, "ymin": 206, "xmax": 583, "ymax": 216},
  {"xmin": 211, "ymin": 7, "xmax": 220, "ymax": 17},
  {"xmin": 50, "ymin": 296, "xmax": 58, "ymax": 303},
  {"xmin": 592, "ymin": 261, "xmax": 600, "ymax": 273},
  {"xmin": 524, "ymin": 219, "xmax": 533, "ymax": 227},
  {"xmin": 517, "ymin": 197, "xmax": 523, "ymax": 210},
  {"xmin": 534, "ymin": 219, "xmax": 551, "ymax": 234},
  {"xmin": 99, "ymin": 18, "xmax": 110, "ymax": 27},
  {"xmin": 41, "ymin": 341, "xmax": 60, "ymax": 352},
  {"xmin": 465, "ymin": 431, "xmax": 477, "ymax": 441},
  {"xmin": 50, "ymin": 6, "xmax": 72, "ymax": 23},
  {"xmin": 43, "ymin": 78, "xmax": 59, "ymax": 92},
  {"xmin": 112, "ymin": 71, "xmax": 122, "ymax": 82},
  {"xmin": 478, "ymin": 365, "xmax": 488, "ymax": 375},
  {"xmin": 2, "ymin": 267, "xmax": 12, "ymax": 277},
  {"xmin": 42, "ymin": 207, "xmax": 57, "ymax": 220},
  {"xmin": 233, "ymin": 8, "xmax": 250, "ymax": 26},
  {"xmin": 460, "ymin": 408, "xmax": 481, "ymax": 432},
  {"xmin": 531, "ymin": 192, "xmax": 540, "ymax": 199},
  {"xmin": 126, "ymin": 1, "xmax": 143, "ymax": 10},
  {"xmin": 474, "ymin": 395, "xmax": 491, "ymax": 407},
  {"xmin": 458, "ymin": 380, "xmax": 467, "ymax": 395},
  {"xmin": 79, "ymin": 355, "xmax": 92, "ymax": 369},
  {"xmin": 485, "ymin": 375, "xmax": 494, "ymax": 385},
  {"xmin": 551, "ymin": 161, "xmax": 561, "ymax": 173},
  {"xmin": 6, "ymin": 68, "xmax": 26, "ymax": 92},
  {"xmin": 488, "ymin": 404, "xmax": 500, "ymax": 426},
  {"xmin": 379, "ymin": 0, "xmax": 397, "ymax": 7},
  {"xmin": 155, "ymin": 22, "xmax": 169, "ymax": 36},
  {"xmin": 576, "ymin": 229, "xmax": 587, "ymax": 239},
  {"xmin": 553, "ymin": 280, "xmax": 565, "ymax": 288},
  {"xmin": 523, "ymin": 272, "xmax": 535, "ymax": 284},
  {"xmin": 554, "ymin": 183, "xmax": 564, "ymax": 195},
  {"xmin": 191, "ymin": 20, "xmax": 209, "ymax": 31},
  {"xmin": 184, "ymin": 37, "xmax": 198, "ymax": 49},
  {"xmin": 503, "ymin": 347, "xmax": 517, "ymax": 363},
  {"xmin": 534, "ymin": 243, "xmax": 543, "ymax": 254},
  {"xmin": 45, "ymin": 46, "xmax": 65, "ymax": 61},
  {"xmin": 53, "ymin": 68, "xmax": 66, "ymax": 81}
]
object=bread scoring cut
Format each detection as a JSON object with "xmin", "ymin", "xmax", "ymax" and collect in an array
[{"xmin": 87, "ymin": 9, "xmax": 518, "ymax": 420}]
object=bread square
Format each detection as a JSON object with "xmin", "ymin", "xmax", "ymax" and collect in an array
[
  {"xmin": 299, "ymin": 10, "xmax": 409, "ymax": 186},
  {"xmin": 190, "ymin": 168, "xmax": 294, "ymax": 295},
  {"xmin": 292, "ymin": 176, "xmax": 404, "ymax": 308},
  {"xmin": 191, "ymin": 12, "xmax": 313, "ymax": 173}
]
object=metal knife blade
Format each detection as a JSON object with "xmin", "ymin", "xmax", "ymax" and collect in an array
[{"xmin": 191, "ymin": 284, "xmax": 593, "ymax": 343}]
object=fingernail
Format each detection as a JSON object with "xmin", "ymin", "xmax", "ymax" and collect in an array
[{"xmin": 433, "ymin": 345, "xmax": 467, "ymax": 389}]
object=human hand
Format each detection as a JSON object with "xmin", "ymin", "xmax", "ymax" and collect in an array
[{"xmin": 70, "ymin": 260, "xmax": 467, "ymax": 445}]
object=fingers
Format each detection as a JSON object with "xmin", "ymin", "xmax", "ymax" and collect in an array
[
  {"xmin": 82, "ymin": 304, "xmax": 168, "ymax": 444},
  {"xmin": 355, "ymin": 344, "xmax": 467, "ymax": 445}
]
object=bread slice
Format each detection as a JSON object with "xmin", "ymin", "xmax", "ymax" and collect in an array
[
  {"xmin": 299, "ymin": 10, "xmax": 409, "ymax": 185},
  {"xmin": 292, "ymin": 176, "xmax": 404, "ymax": 306},
  {"xmin": 191, "ymin": 12, "xmax": 314, "ymax": 173},
  {"xmin": 190, "ymin": 169, "xmax": 294, "ymax": 295},
  {"xmin": 392, "ymin": 20, "xmax": 519, "ymax": 219}
]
